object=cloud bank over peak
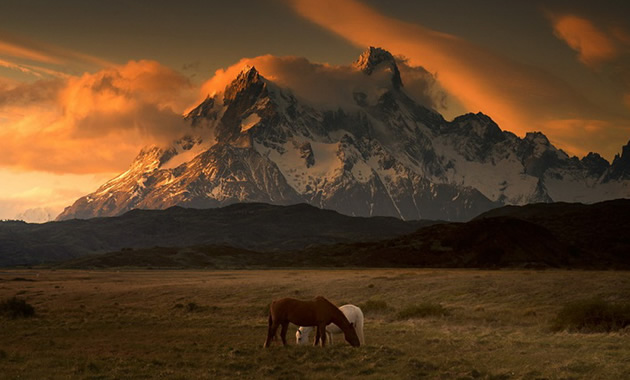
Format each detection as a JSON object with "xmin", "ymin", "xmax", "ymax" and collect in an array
[{"xmin": 196, "ymin": 53, "xmax": 450, "ymax": 114}]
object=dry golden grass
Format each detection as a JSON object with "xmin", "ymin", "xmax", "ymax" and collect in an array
[{"xmin": 1, "ymin": 269, "xmax": 629, "ymax": 379}]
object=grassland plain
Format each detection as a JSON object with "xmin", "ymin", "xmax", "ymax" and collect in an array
[{"xmin": 0, "ymin": 269, "xmax": 629, "ymax": 379}]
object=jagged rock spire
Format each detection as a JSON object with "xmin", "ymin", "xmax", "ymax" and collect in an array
[
  {"xmin": 223, "ymin": 65, "xmax": 265, "ymax": 103},
  {"xmin": 354, "ymin": 46, "xmax": 403, "ymax": 89},
  {"xmin": 605, "ymin": 139, "xmax": 630, "ymax": 181}
]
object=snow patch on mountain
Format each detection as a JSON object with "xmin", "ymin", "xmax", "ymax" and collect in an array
[
  {"xmin": 162, "ymin": 139, "xmax": 215, "ymax": 170},
  {"xmin": 240, "ymin": 113, "xmax": 261, "ymax": 132},
  {"xmin": 254, "ymin": 140, "xmax": 345, "ymax": 194}
]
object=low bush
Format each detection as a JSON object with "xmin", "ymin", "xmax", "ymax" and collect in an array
[
  {"xmin": 359, "ymin": 298, "xmax": 389, "ymax": 314},
  {"xmin": 396, "ymin": 303, "xmax": 449, "ymax": 320},
  {"xmin": 551, "ymin": 298, "xmax": 630, "ymax": 333},
  {"xmin": 0, "ymin": 297, "xmax": 35, "ymax": 319},
  {"xmin": 186, "ymin": 302, "xmax": 200, "ymax": 312}
]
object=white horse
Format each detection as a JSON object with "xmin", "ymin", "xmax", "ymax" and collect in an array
[{"xmin": 296, "ymin": 304, "xmax": 364, "ymax": 345}]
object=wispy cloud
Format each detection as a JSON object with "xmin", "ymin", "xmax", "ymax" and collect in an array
[
  {"xmin": 0, "ymin": 29, "xmax": 114, "ymax": 79},
  {"xmin": 0, "ymin": 38, "xmax": 62, "ymax": 64},
  {"xmin": 0, "ymin": 57, "xmax": 43, "ymax": 77},
  {"xmin": 0, "ymin": 57, "xmax": 71, "ymax": 78},
  {"xmin": 286, "ymin": 0, "xmax": 630, "ymax": 160}
]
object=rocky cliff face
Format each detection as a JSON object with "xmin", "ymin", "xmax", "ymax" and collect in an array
[{"xmin": 57, "ymin": 47, "xmax": 630, "ymax": 221}]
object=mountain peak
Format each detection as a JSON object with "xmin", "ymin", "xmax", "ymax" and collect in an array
[
  {"xmin": 454, "ymin": 112, "xmax": 493, "ymax": 123},
  {"xmin": 234, "ymin": 65, "xmax": 261, "ymax": 87},
  {"xmin": 524, "ymin": 131, "xmax": 551, "ymax": 146},
  {"xmin": 223, "ymin": 65, "xmax": 266, "ymax": 104},
  {"xmin": 354, "ymin": 46, "xmax": 403, "ymax": 89},
  {"xmin": 239, "ymin": 65, "xmax": 258, "ymax": 78},
  {"xmin": 605, "ymin": 139, "xmax": 630, "ymax": 181}
]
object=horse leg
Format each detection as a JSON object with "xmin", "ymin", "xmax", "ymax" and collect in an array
[
  {"xmin": 280, "ymin": 322, "xmax": 289, "ymax": 346},
  {"xmin": 327, "ymin": 330, "xmax": 333, "ymax": 345},
  {"xmin": 357, "ymin": 320, "xmax": 365, "ymax": 345},
  {"xmin": 319, "ymin": 324, "xmax": 327, "ymax": 347},
  {"xmin": 314, "ymin": 326, "xmax": 321, "ymax": 346}
]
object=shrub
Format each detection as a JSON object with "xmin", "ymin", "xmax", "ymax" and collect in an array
[
  {"xmin": 551, "ymin": 298, "xmax": 630, "ymax": 333},
  {"xmin": 359, "ymin": 298, "xmax": 389, "ymax": 314},
  {"xmin": 186, "ymin": 302, "xmax": 200, "ymax": 312},
  {"xmin": 396, "ymin": 303, "xmax": 449, "ymax": 320},
  {"xmin": 175, "ymin": 301, "xmax": 219, "ymax": 313},
  {"xmin": 0, "ymin": 297, "xmax": 35, "ymax": 319}
]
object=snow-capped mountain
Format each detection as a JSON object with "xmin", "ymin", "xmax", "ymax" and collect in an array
[
  {"xmin": 14, "ymin": 207, "xmax": 58, "ymax": 223},
  {"xmin": 57, "ymin": 47, "xmax": 630, "ymax": 221}
]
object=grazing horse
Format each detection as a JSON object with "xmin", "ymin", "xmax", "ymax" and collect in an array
[
  {"xmin": 296, "ymin": 304, "xmax": 364, "ymax": 345},
  {"xmin": 263, "ymin": 296, "xmax": 360, "ymax": 348}
]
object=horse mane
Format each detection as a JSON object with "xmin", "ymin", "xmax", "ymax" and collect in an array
[{"xmin": 315, "ymin": 296, "xmax": 352, "ymax": 330}]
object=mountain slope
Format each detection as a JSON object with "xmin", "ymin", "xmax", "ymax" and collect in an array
[{"xmin": 57, "ymin": 47, "xmax": 630, "ymax": 221}]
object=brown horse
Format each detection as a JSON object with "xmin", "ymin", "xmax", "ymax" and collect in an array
[{"xmin": 263, "ymin": 296, "xmax": 361, "ymax": 348}]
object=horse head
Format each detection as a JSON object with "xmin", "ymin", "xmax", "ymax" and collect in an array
[
  {"xmin": 343, "ymin": 322, "xmax": 361, "ymax": 347},
  {"xmin": 295, "ymin": 327, "xmax": 310, "ymax": 345}
]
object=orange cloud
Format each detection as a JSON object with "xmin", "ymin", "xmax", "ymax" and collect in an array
[
  {"xmin": 0, "ymin": 60, "xmax": 196, "ymax": 174},
  {"xmin": 550, "ymin": 14, "xmax": 618, "ymax": 67},
  {"xmin": 286, "ymin": 0, "xmax": 628, "ymax": 160},
  {"xmin": 548, "ymin": 14, "xmax": 630, "ymax": 113}
]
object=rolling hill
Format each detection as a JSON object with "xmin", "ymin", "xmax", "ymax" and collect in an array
[
  {"xmin": 0, "ymin": 202, "xmax": 435, "ymax": 267},
  {"xmin": 56, "ymin": 199, "xmax": 630, "ymax": 269}
]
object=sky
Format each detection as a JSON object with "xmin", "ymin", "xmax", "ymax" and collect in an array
[{"xmin": 1, "ymin": 0, "xmax": 629, "ymax": 220}]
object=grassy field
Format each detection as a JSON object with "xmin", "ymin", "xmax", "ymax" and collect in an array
[{"xmin": 1, "ymin": 269, "xmax": 629, "ymax": 379}]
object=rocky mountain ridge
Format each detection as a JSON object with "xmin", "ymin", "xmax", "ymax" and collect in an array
[{"xmin": 57, "ymin": 47, "xmax": 630, "ymax": 221}]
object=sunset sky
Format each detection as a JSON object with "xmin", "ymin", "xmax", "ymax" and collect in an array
[{"xmin": 1, "ymin": 0, "xmax": 629, "ymax": 220}]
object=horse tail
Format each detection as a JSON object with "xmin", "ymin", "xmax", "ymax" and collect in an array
[
  {"xmin": 356, "ymin": 307, "xmax": 365, "ymax": 345},
  {"xmin": 263, "ymin": 307, "xmax": 274, "ymax": 348},
  {"xmin": 267, "ymin": 311, "xmax": 274, "ymax": 337}
]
